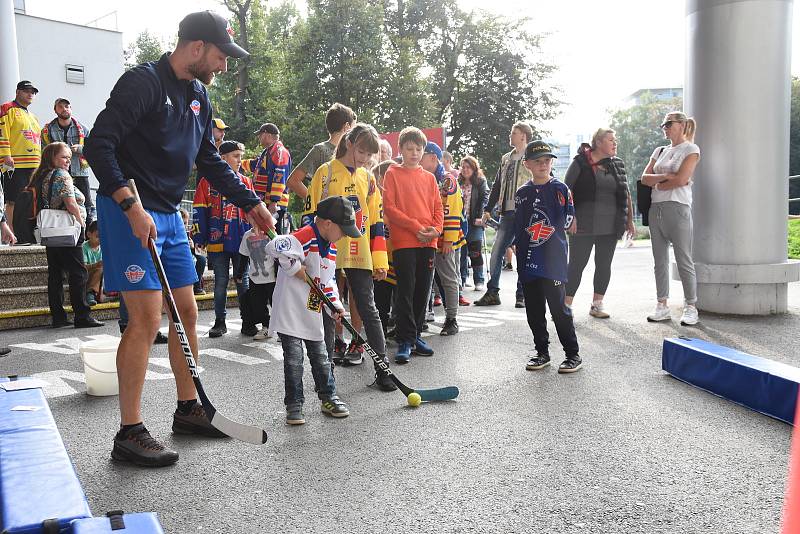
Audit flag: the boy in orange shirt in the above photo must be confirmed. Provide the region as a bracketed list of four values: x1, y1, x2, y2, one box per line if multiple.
[382, 127, 443, 363]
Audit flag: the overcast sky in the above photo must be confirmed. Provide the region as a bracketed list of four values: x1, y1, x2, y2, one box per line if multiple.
[22, 0, 800, 139]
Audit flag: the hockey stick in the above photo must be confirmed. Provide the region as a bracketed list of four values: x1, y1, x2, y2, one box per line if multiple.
[147, 238, 268, 444]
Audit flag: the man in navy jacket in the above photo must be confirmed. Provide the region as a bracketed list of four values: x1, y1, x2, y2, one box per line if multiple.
[85, 10, 273, 468]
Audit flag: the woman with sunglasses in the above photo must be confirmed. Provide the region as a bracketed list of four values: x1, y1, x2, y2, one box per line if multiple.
[640, 111, 701, 325]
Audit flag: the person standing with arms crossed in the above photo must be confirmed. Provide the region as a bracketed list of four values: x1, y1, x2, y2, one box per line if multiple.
[85, 10, 273, 468]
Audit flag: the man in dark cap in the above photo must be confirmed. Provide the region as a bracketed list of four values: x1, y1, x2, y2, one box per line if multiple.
[84, 10, 273, 468]
[0, 80, 41, 231]
[41, 98, 95, 223]
[242, 122, 292, 234]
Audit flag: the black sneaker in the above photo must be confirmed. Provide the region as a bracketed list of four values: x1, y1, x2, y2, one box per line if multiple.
[332, 337, 348, 365]
[474, 291, 501, 306]
[111, 425, 178, 467]
[172, 403, 228, 438]
[440, 317, 459, 336]
[515, 296, 525, 308]
[558, 357, 583, 374]
[153, 331, 169, 345]
[241, 323, 258, 337]
[503, 262, 514, 271]
[75, 317, 105, 328]
[526, 354, 551, 370]
[371, 359, 398, 392]
[208, 318, 227, 338]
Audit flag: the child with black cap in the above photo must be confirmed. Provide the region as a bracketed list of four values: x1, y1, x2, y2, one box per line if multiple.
[266, 195, 359, 425]
[515, 140, 582, 373]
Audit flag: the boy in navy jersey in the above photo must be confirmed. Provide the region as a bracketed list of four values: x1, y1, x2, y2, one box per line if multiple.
[514, 141, 581, 373]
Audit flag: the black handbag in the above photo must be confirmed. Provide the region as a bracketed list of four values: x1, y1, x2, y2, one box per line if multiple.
[636, 147, 666, 226]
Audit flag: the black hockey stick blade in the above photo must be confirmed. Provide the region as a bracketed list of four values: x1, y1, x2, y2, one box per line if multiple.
[297, 268, 459, 403]
[148, 238, 268, 445]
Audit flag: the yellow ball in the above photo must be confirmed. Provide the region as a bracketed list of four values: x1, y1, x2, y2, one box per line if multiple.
[407, 392, 422, 407]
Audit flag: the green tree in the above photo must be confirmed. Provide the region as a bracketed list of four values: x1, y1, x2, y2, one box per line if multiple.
[609, 93, 682, 210]
[124, 31, 169, 69]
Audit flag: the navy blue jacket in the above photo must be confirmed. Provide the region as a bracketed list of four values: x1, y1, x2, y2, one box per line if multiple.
[85, 53, 259, 213]
[514, 178, 575, 283]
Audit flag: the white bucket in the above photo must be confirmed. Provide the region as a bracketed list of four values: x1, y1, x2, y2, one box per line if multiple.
[80, 337, 121, 396]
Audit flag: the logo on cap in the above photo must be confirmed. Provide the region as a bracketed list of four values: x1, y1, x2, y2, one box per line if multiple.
[125, 265, 146, 284]
[226, 22, 235, 37]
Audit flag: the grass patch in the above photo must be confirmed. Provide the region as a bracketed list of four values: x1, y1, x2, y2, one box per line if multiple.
[790, 219, 800, 259]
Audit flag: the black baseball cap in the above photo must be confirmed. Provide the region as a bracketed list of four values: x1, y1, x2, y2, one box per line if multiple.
[316, 196, 361, 239]
[16, 80, 38, 93]
[218, 140, 244, 155]
[524, 140, 557, 161]
[178, 11, 249, 59]
[253, 123, 280, 136]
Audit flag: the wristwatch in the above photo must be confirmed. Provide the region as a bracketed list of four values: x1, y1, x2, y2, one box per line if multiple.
[118, 197, 137, 212]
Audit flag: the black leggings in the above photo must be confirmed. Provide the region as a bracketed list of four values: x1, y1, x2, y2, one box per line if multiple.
[566, 234, 618, 297]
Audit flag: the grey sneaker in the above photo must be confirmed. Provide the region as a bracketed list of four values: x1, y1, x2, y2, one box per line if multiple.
[112, 425, 179, 467]
[172, 403, 227, 438]
[286, 405, 305, 425]
[474, 291, 501, 306]
[321, 398, 350, 418]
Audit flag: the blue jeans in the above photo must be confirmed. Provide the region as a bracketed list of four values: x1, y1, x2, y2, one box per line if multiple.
[280, 334, 337, 408]
[460, 225, 485, 285]
[487, 213, 522, 297]
[193, 252, 206, 292]
[207, 251, 249, 320]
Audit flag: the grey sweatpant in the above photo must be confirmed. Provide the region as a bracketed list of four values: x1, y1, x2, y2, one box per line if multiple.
[648, 201, 697, 304]
[434, 250, 460, 320]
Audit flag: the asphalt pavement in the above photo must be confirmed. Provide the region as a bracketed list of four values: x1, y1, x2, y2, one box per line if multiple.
[0, 243, 796, 533]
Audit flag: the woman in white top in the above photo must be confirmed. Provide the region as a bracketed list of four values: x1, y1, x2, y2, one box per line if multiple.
[640, 111, 701, 325]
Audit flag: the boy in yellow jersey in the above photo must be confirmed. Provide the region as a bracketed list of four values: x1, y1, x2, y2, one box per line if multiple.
[421, 141, 465, 336]
[302, 123, 395, 392]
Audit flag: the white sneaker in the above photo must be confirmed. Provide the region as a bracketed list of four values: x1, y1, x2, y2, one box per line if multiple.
[426, 310, 435, 322]
[253, 327, 271, 340]
[647, 302, 671, 322]
[680, 304, 699, 326]
[464, 279, 472, 288]
[474, 283, 485, 292]
[589, 301, 610, 319]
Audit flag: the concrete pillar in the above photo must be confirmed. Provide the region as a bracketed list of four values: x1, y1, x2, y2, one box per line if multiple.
[0, 0, 20, 99]
[685, 0, 800, 314]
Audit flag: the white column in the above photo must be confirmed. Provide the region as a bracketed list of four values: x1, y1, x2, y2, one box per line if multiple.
[685, 0, 800, 314]
[0, 0, 20, 98]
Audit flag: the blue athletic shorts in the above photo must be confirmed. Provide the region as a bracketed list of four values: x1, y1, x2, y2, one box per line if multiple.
[97, 194, 198, 292]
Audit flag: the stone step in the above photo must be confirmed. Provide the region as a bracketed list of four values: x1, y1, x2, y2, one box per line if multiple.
[0, 266, 49, 289]
[0, 244, 48, 268]
[0, 291, 239, 330]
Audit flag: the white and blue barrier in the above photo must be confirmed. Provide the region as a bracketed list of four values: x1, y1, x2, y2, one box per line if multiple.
[0, 377, 164, 533]
[662, 337, 800, 424]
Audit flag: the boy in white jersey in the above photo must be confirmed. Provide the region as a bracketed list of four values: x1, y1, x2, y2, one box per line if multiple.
[266, 196, 359, 425]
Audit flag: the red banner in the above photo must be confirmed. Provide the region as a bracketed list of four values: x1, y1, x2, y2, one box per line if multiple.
[379, 127, 446, 158]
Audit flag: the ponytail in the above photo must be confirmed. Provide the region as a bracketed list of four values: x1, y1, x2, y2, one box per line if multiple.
[335, 122, 380, 160]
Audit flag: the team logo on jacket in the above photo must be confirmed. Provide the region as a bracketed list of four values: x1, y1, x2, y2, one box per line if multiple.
[190, 100, 201, 116]
[347, 195, 366, 234]
[125, 265, 146, 284]
[526, 208, 555, 246]
[210, 229, 222, 242]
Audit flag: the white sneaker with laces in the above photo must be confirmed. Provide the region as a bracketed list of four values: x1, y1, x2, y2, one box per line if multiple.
[474, 283, 485, 292]
[253, 327, 271, 340]
[647, 302, 671, 322]
[680, 304, 699, 326]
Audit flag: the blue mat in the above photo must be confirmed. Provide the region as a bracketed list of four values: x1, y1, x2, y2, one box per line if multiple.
[662, 337, 800, 424]
[0, 377, 92, 533]
[71, 512, 164, 533]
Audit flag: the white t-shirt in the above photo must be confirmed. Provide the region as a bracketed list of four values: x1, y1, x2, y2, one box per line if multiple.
[650, 141, 701, 206]
[239, 229, 276, 285]
[266, 224, 343, 341]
